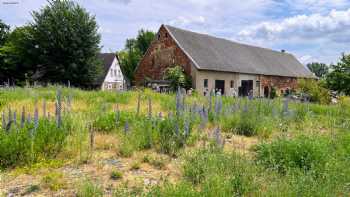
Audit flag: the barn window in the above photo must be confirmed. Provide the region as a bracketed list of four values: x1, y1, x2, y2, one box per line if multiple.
[230, 80, 234, 88]
[204, 79, 208, 88]
[165, 33, 168, 38]
[158, 34, 161, 40]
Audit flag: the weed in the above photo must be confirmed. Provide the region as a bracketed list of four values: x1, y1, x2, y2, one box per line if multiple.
[110, 170, 123, 180]
[41, 172, 66, 191]
[77, 181, 103, 197]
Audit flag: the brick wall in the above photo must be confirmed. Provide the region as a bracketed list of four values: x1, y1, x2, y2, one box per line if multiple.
[260, 75, 298, 95]
[134, 25, 193, 85]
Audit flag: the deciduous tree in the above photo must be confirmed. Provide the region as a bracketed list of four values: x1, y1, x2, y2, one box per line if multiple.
[326, 53, 350, 95]
[30, 0, 101, 87]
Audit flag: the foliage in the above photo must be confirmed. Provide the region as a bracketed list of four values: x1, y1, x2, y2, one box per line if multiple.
[0, 118, 70, 168]
[110, 170, 123, 180]
[0, 19, 10, 82]
[0, 26, 38, 84]
[0, 19, 9, 46]
[118, 29, 155, 84]
[298, 79, 331, 104]
[307, 62, 329, 78]
[164, 66, 187, 91]
[255, 136, 330, 174]
[30, 0, 101, 86]
[150, 147, 257, 196]
[326, 53, 350, 95]
[77, 181, 103, 197]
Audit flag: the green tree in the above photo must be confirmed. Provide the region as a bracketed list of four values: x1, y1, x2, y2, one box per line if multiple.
[30, 0, 101, 87]
[0, 20, 10, 82]
[118, 29, 155, 85]
[0, 26, 38, 84]
[326, 53, 350, 95]
[135, 29, 155, 55]
[165, 66, 186, 91]
[0, 20, 9, 46]
[307, 62, 329, 78]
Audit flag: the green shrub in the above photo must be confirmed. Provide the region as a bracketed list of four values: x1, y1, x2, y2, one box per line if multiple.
[255, 136, 330, 174]
[77, 181, 103, 197]
[0, 119, 70, 168]
[183, 147, 256, 195]
[110, 170, 123, 180]
[157, 118, 186, 156]
[298, 79, 331, 104]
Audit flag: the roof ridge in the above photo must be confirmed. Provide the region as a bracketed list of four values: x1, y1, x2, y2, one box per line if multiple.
[164, 24, 292, 56]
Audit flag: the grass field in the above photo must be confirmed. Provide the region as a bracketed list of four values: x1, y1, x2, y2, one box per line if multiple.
[0, 87, 350, 196]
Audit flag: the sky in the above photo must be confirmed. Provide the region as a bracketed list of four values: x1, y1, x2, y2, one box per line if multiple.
[1, 0, 350, 65]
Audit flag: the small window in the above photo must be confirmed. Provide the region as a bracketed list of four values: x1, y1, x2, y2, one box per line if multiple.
[158, 34, 161, 40]
[204, 79, 208, 88]
[230, 80, 234, 88]
[256, 81, 260, 88]
[165, 33, 168, 38]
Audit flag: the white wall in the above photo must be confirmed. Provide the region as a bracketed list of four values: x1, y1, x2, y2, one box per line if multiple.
[102, 58, 125, 91]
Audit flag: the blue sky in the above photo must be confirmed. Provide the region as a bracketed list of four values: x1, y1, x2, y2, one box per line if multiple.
[1, 0, 350, 64]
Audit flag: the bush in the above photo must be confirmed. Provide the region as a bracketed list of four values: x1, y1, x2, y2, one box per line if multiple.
[298, 79, 331, 104]
[0, 119, 70, 168]
[182, 147, 256, 196]
[156, 118, 187, 156]
[255, 136, 330, 174]
[110, 170, 123, 180]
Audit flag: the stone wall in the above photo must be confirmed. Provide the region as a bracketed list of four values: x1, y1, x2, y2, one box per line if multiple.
[134, 25, 193, 85]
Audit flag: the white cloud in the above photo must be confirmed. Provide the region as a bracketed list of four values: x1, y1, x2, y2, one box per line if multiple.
[238, 9, 350, 42]
[169, 16, 206, 26]
[1, 0, 349, 64]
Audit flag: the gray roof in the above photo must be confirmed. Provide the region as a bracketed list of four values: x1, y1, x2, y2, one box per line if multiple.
[95, 53, 116, 85]
[164, 25, 314, 78]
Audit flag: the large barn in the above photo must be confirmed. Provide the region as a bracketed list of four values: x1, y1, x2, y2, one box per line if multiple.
[134, 25, 315, 97]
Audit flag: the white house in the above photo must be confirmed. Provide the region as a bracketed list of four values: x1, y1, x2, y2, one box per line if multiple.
[98, 53, 125, 91]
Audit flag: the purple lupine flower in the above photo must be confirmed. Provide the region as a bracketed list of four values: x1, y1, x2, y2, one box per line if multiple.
[27, 113, 31, 124]
[20, 107, 25, 128]
[124, 121, 129, 135]
[184, 118, 190, 137]
[13, 111, 17, 125]
[214, 127, 224, 148]
[176, 87, 182, 116]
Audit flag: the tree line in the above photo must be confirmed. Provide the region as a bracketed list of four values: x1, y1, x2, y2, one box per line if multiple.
[307, 55, 350, 95]
[0, 0, 103, 88]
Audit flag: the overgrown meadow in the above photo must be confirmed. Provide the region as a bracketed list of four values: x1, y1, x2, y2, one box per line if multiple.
[0, 87, 350, 196]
